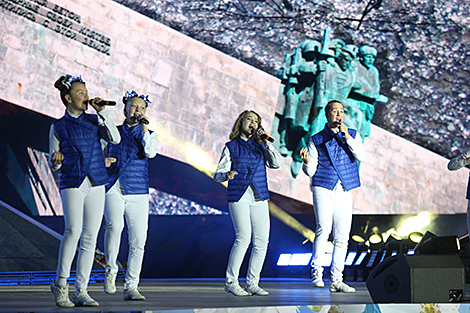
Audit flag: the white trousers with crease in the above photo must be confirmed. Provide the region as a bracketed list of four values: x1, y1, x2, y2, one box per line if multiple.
[226, 185, 270, 286]
[104, 181, 149, 290]
[56, 177, 105, 291]
[311, 181, 352, 282]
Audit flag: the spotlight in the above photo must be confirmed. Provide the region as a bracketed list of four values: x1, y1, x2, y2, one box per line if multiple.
[409, 231, 424, 244]
[352, 235, 365, 243]
[369, 234, 383, 245]
[414, 231, 460, 255]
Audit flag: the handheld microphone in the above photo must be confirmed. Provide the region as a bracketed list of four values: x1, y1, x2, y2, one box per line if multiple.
[136, 115, 150, 125]
[252, 128, 274, 142]
[96, 100, 117, 106]
[260, 133, 275, 143]
[338, 120, 346, 143]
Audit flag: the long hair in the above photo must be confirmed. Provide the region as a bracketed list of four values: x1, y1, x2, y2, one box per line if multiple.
[229, 110, 263, 143]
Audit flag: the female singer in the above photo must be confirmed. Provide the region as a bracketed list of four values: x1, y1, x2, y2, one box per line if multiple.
[102, 91, 158, 301]
[214, 110, 282, 296]
[49, 75, 120, 307]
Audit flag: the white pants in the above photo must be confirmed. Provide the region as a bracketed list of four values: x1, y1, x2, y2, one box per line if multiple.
[104, 182, 149, 290]
[311, 182, 352, 282]
[56, 177, 105, 291]
[226, 186, 270, 286]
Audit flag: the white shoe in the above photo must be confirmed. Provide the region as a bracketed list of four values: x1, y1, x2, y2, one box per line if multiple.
[123, 288, 146, 300]
[245, 284, 269, 296]
[329, 280, 356, 293]
[224, 282, 250, 296]
[104, 272, 117, 294]
[72, 290, 99, 306]
[50, 280, 74, 308]
[311, 268, 324, 287]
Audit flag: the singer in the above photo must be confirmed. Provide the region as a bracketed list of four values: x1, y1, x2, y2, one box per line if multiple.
[213, 110, 282, 296]
[102, 90, 157, 301]
[448, 149, 470, 237]
[299, 100, 365, 293]
[49, 75, 121, 308]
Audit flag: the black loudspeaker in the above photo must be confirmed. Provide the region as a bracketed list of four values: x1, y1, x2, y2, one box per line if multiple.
[366, 253, 465, 303]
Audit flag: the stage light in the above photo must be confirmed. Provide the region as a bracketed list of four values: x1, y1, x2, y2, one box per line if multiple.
[414, 231, 460, 255]
[409, 231, 424, 243]
[352, 235, 365, 242]
[276, 253, 313, 266]
[277, 253, 292, 266]
[365, 252, 376, 266]
[354, 251, 368, 266]
[289, 253, 312, 266]
[369, 234, 383, 245]
[345, 251, 358, 266]
[396, 211, 432, 238]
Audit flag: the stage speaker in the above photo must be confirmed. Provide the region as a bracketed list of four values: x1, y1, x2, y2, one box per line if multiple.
[366, 253, 465, 303]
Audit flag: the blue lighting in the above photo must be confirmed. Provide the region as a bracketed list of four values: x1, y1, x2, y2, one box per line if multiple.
[366, 251, 378, 267]
[277, 253, 312, 266]
[354, 251, 367, 266]
[344, 252, 357, 266]
[379, 252, 386, 263]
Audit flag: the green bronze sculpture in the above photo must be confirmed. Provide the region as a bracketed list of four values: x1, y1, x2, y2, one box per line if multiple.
[275, 30, 387, 178]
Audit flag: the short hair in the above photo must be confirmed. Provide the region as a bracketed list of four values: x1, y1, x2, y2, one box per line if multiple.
[325, 100, 344, 116]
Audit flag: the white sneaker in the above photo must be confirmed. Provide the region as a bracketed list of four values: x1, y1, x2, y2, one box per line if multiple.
[245, 284, 269, 296]
[123, 288, 146, 300]
[329, 280, 356, 293]
[50, 280, 74, 308]
[72, 290, 99, 306]
[104, 272, 117, 294]
[311, 268, 324, 287]
[224, 282, 250, 296]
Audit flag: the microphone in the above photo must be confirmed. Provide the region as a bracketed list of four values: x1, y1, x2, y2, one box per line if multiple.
[135, 115, 149, 125]
[252, 128, 274, 142]
[96, 100, 116, 106]
[338, 120, 346, 143]
[260, 133, 275, 143]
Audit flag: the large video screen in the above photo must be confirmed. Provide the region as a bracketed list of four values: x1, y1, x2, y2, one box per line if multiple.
[0, 0, 468, 216]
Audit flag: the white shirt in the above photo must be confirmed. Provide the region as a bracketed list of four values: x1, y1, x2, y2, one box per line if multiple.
[302, 129, 366, 178]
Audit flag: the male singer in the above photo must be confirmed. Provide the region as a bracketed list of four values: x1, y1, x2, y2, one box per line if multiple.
[299, 99, 365, 293]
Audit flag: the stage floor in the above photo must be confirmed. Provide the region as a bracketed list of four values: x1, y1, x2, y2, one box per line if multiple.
[1, 278, 470, 312]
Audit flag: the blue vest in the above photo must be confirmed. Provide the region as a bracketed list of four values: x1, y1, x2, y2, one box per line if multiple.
[53, 111, 108, 190]
[106, 124, 150, 194]
[311, 127, 361, 191]
[226, 136, 269, 202]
